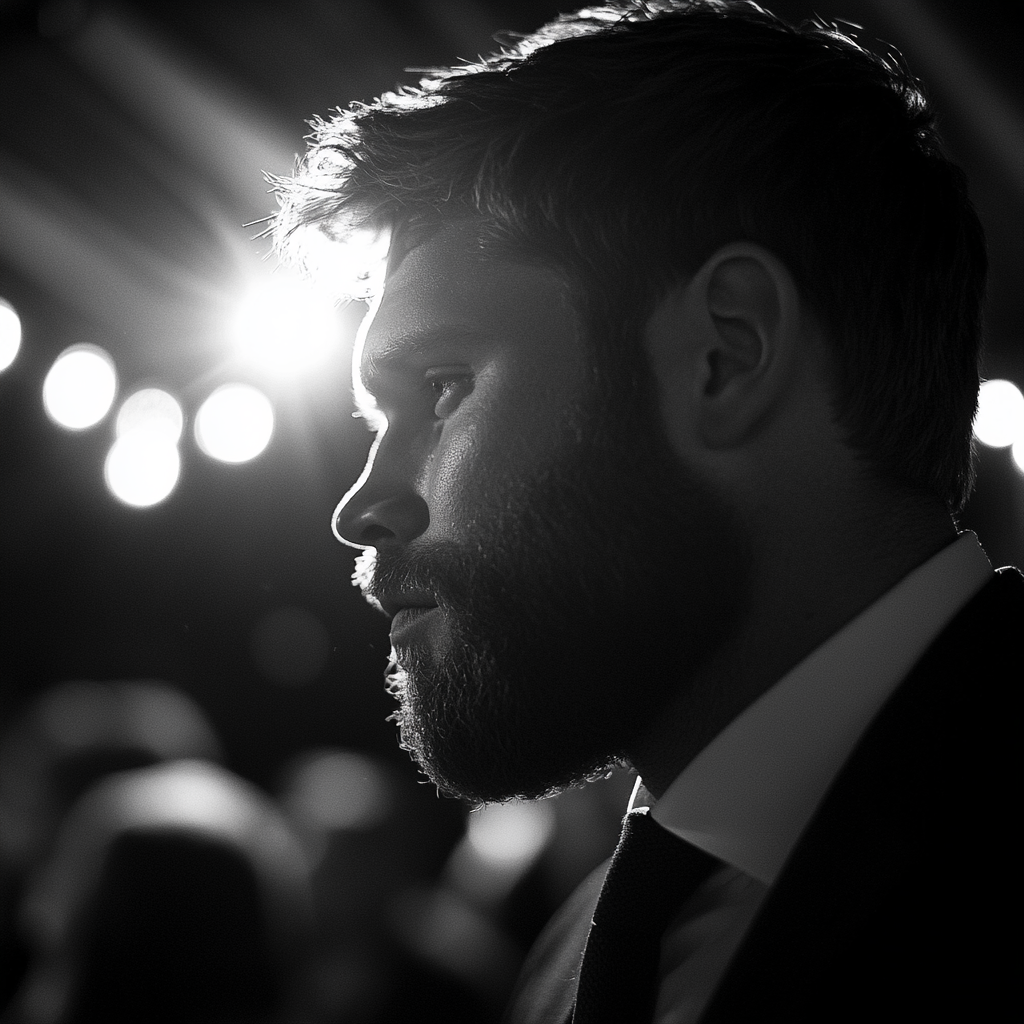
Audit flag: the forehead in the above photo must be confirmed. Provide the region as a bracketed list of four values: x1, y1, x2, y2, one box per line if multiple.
[356, 223, 580, 374]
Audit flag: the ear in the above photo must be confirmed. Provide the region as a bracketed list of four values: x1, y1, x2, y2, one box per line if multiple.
[646, 242, 806, 452]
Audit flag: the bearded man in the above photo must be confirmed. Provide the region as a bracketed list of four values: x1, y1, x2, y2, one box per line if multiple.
[270, 3, 1020, 1021]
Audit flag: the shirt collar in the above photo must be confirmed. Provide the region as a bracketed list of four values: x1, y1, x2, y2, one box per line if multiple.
[636, 532, 992, 885]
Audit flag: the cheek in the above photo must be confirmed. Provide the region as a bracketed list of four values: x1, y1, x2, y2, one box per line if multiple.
[424, 375, 579, 536]
[426, 412, 491, 533]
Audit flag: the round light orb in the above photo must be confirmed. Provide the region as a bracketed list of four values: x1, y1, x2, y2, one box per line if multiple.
[42, 344, 117, 429]
[230, 278, 339, 376]
[104, 432, 181, 507]
[281, 750, 393, 833]
[465, 800, 556, 870]
[1012, 440, 1024, 475]
[116, 388, 184, 443]
[194, 383, 274, 463]
[973, 378, 1024, 449]
[0, 298, 22, 372]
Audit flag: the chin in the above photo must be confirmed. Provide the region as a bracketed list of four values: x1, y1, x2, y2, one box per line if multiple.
[386, 655, 632, 804]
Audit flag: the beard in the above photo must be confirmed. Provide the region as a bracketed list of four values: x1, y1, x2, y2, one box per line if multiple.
[356, 374, 750, 804]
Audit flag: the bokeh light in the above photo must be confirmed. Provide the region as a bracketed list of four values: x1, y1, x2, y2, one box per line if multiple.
[446, 799, 557, 907]
[280, 750, 393, 834]
[42, 344, 117, 429]
[465, 801, 556, 870]
[973, 378, 1024, 448]
[0, 297, 22, 372]
[105, 389, 184, 506]
[115, 387, 184, 443]
[229, 277, 340, 376]
[195, 382, 274, 463]
[104, 431, 181, 507]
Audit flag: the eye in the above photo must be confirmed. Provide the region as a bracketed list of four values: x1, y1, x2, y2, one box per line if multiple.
[425, 370, 472, 418]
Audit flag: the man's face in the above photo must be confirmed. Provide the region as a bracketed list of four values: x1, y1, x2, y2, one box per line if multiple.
[334, 223, 746, 803]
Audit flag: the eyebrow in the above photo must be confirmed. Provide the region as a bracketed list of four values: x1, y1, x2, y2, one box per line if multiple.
[355, 324, 488, 420]
[363, 324, 486, 377]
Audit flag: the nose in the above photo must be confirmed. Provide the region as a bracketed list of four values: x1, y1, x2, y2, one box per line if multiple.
[332, 437, 430, 549]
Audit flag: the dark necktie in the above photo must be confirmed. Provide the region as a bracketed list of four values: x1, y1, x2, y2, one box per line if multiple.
[571, 807, 720, 1024]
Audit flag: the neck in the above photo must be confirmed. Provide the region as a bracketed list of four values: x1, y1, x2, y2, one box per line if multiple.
[629, 489, 956, 799]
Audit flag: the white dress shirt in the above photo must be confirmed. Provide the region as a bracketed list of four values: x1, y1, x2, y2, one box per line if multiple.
[629, 532, 993, 1024]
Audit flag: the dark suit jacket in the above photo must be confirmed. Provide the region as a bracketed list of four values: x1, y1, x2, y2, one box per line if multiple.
[506, 567, 1023, 1023]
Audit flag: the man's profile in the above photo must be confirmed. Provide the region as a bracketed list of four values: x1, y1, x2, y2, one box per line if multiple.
[270, 2, 1019, 1021]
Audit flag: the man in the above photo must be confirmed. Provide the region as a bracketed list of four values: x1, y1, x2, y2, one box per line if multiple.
[270, 2, 1020, 1021]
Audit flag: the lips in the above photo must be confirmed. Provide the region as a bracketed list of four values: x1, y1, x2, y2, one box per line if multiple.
[390, 605, 440, 646]
[377, 591, 437, 619]
[374, 590, 440, 645]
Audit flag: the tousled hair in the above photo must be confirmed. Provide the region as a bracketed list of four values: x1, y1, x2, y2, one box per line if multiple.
[270, 0, 986, 513]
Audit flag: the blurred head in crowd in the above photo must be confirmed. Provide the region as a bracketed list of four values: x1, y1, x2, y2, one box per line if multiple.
[0, 679, 223, 873]
[12, 759, 314, 1024]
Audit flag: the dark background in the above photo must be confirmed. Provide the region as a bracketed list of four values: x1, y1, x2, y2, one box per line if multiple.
[1, 0, 1021, 791]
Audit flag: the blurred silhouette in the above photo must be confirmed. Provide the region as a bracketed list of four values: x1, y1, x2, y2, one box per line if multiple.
[0, 679, 224, 1011]
[6, 759, 315, 1024]
[278, 747, 502, 1023]
[274, 748, 635, 1022]
[447, 768, 638, 954]
[0, 679, 223, 872]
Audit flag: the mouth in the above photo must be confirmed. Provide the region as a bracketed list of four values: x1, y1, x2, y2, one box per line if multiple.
[377, 592, 438, 619]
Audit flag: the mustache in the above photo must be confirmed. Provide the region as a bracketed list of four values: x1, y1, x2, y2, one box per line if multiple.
[353, 543, 477, 614]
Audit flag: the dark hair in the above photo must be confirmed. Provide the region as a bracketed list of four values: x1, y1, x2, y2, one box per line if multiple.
[271, 0, 986, 513]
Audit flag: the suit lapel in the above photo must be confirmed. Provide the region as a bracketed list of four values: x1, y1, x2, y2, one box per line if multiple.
[502, 860, 606, 1024]
[700, 569, 1024, 1022]
[504, 570, 1023, 1023]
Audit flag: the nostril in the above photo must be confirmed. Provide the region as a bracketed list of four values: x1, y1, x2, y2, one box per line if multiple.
[358, 523, 396, 546]
[333, 493, 430, 548]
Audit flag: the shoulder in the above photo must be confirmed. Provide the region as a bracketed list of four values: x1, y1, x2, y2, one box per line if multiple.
[701, 566, 1023, 1021]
